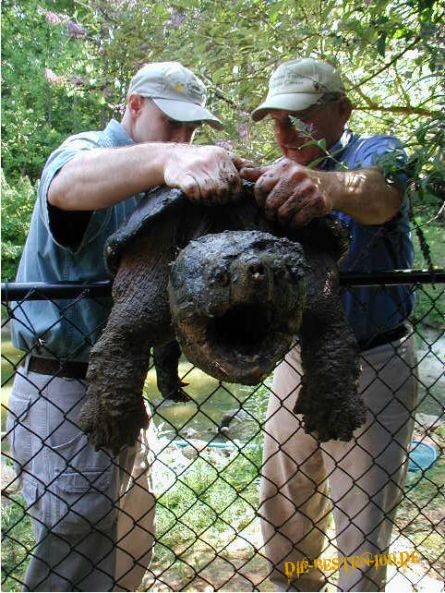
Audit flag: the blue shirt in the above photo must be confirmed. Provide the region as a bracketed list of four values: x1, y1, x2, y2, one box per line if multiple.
[12, 120, 142, 362]
[319, 130, 414, 343]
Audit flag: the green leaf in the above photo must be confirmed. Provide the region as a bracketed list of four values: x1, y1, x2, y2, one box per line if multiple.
[377, 32, 386, 57]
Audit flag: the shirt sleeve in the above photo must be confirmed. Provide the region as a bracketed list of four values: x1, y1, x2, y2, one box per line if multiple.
[349, 135, 410, 190]
[38, 133, 111, 253]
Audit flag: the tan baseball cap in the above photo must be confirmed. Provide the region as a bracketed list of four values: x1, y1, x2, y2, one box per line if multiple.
[252, 58, 346, 121]
[128, 62, 223, 129]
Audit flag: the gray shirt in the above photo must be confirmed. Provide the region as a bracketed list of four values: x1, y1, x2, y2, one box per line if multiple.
[12, 120, 142, 362]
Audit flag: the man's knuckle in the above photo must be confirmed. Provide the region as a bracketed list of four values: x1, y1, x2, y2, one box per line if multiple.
[182, 179, 196, 192]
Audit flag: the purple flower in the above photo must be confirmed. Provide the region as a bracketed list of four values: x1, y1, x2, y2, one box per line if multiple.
[67, 21, 87, 38]
[44, 68, 64, 85]
[236, 122, 250, 142]
[216, 139, 234, 151]
[45, 11, 63, 25]
[113, 102, 126, 115]
[165, 9, 186, 28]
[114, 0, 137, 7]
[70, 75, 84, 86]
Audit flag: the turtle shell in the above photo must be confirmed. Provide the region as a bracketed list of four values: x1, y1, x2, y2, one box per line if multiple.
[288, 215, 351, 263]
[105, 181, 351, 275]
[105, 185, 186, 274]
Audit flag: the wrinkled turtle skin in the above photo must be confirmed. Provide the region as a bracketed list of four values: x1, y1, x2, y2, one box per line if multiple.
[79, 182, 365, 454]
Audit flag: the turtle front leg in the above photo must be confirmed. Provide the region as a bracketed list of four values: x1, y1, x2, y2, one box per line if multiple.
[295, 250, 365, 442]
[79, 228, 176, 455]
[153, 341, 191, 402]
[79, 305, 152, 455]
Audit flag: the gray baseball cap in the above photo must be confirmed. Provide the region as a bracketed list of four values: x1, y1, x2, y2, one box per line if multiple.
[252, 58, 346, 121]
[128, 62, 223, 129]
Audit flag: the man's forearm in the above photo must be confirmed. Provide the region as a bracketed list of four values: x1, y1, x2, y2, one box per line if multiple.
[312, 168, 404, 225]
[47, 143, 169, 211]
[48, 142, 241, 210]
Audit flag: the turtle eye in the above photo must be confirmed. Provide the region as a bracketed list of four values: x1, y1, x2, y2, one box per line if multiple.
[212, 266, 230, 286]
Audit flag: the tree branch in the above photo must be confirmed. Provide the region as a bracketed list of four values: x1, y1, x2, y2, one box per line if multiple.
[355, 105, 440, 117]
[351, 35, 422, 89]
[201, 74, 240, 109]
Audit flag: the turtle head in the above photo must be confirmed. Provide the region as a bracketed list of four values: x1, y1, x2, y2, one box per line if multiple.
[168, 230, 306, 385]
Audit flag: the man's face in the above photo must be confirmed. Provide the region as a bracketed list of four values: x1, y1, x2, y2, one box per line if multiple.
[269, 100, 347, 165]
[131, 97, 201, 144]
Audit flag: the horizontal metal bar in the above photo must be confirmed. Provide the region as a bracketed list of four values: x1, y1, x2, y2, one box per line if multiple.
[340, 269, 445, 287]
[1, 281, 112, 302]
[1, 270, 444, 302]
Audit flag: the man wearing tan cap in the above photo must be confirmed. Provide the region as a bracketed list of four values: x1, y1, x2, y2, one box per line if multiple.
[8, 61, 241, 591]
[242, 58, 417, 591]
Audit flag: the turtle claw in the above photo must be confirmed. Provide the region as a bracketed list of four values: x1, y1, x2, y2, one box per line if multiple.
[165, 386, 192, 403]
[294, 393, 366, 442]
[79, 396, 149, 455]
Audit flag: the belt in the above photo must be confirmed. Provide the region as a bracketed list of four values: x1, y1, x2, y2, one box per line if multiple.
[359, 325, 408, 352]
[28, 357, 88, 380]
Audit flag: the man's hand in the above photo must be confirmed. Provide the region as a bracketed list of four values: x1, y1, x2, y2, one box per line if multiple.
[240, 158, 333, 227]
[164, 145, 242, 204]
[48, 143, 245, 212]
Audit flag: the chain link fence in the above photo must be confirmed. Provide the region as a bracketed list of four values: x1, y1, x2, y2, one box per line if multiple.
[1, 275, 444, 592]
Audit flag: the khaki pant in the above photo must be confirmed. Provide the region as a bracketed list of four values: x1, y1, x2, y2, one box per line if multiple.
[7, 369, 155, 592]
[260, 334, 418, 592]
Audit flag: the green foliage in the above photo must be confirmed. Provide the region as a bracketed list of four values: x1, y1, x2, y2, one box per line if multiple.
[1, 493, 34, 592]
[1, 0, 105, 182]
[411, 217, 445, 328]
[1, 0, 443, 280]
[412, 284, 445, 329]
[1, 173, 37, 281]
[154, 447, 260, 572]
[399, 452, 445, 573]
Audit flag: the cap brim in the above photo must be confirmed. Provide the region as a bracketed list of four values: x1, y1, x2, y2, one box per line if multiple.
[153, 98, 223, 130]
[251, 93, 323, 121]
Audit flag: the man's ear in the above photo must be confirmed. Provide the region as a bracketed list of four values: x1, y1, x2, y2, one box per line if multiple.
[337, 96, 353, 125]
[128, 94, 146, 118]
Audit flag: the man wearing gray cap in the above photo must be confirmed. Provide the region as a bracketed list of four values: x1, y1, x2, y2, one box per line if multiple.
[8, 61, 241, 592]
[242, 58, 417, 591]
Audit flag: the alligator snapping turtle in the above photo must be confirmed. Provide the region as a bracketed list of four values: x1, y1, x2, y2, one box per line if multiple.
[79, 182, 364, 454]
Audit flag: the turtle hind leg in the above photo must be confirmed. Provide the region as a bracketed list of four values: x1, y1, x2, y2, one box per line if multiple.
[296, 249, 365, 442]
[296, 315, 365, 441]
[153, 341, 191, 402]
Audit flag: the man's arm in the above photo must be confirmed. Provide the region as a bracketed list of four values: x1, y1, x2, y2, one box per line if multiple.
[48, 143, 241, 211]
[240, 159, 403, 227]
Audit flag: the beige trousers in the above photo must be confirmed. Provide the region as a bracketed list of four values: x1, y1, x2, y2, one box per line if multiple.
[114, 428, 156, 592]
[260, 334, 418, 592]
